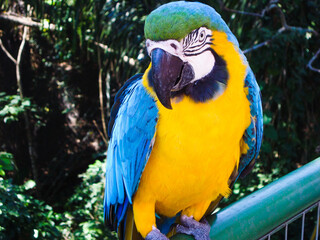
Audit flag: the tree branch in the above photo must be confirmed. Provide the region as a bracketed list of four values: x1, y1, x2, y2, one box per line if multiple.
[97, 43, 108, 144]
[0, 12, 55, 30]
[17, 26, 39, 191]
[243, 38, 273, 54]
[105, 71, 111, 120]
[93, 120, 108, 145]
[16, 26, 28, 94]
[267, 3, 318, 36]
[241, 2, 318, 54]
[218, 0, 264, 17]
[307, 49, 320, 73]
[94, 41, 110, 51]
[0, 24, 39, 192]
[0, 38, 17, 64]
[218, 1, 318, 54]
[243, 27, 287, 54]
[218, 0, 271, 18]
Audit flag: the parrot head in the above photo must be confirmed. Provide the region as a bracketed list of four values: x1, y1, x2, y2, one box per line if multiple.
[144, 1, 243, 109]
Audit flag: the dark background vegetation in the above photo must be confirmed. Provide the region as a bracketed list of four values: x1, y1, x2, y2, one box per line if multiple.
[0, 0, 319, 239]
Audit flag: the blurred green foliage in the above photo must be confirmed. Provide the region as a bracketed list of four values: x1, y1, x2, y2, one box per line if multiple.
[0, 0, 320, 239]
[61, 160, 116, 240]
[0, 152, 15, 176]
[0, 178, 63, 239]
[0, 160, 116, 240]
[0, 93, 31, 123]
[0, 93, 43, 125]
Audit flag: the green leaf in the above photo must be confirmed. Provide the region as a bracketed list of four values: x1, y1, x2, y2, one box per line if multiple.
[264, 126, 278, 140]
[263, 114, 272, 125]
[0, 152, 15, 171]
[24, 180, 36, 190]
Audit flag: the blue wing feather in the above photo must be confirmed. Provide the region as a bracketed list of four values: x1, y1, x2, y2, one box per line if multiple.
[104, 75, 158, 229]
[238, 67, 263, 178]
[107, 74, 144, 138]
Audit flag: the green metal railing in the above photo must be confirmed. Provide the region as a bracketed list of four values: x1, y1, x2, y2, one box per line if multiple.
[173, 157, 320, 240]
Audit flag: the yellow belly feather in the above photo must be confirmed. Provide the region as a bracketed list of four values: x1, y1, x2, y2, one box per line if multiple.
[132, 31, 251, 237]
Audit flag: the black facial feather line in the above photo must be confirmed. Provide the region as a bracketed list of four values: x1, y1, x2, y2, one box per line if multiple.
[172, 48, 228, 103]
[183, 28, 212, 51]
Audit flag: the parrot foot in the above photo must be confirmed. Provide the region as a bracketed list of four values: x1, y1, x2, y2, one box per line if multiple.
[145, 226, 169, 240]
[176, 215, 210, 240]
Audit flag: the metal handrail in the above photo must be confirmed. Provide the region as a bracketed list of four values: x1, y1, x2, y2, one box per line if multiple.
[172, 157, 320, 240]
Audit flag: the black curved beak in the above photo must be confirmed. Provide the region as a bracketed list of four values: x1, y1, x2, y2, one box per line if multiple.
[149, 48, 184, 109]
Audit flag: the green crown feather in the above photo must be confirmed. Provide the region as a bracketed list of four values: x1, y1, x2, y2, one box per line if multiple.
[144, 1, 236, 44]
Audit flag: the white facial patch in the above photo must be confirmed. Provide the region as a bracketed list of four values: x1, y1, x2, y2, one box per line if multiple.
[183, 27, 215, 81]
[146, 27, 215, 82]
[185, 48, 215, 81]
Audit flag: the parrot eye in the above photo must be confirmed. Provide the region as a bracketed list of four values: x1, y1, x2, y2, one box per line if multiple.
[198, 30, 206, 42]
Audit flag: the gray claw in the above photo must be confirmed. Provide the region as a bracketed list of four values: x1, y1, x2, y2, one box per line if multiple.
[176, 215, 210, 240]
[145, 227, 169, 240]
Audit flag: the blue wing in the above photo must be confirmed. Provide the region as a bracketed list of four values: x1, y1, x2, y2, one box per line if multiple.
[238, 67, 263, 178]
[104, 74, 158, 229]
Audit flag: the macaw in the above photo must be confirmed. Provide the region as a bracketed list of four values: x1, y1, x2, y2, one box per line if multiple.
[104, 1, 263, 240]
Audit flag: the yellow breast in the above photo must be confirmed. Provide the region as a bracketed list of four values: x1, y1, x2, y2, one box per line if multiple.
[137, 85, 250, 213]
